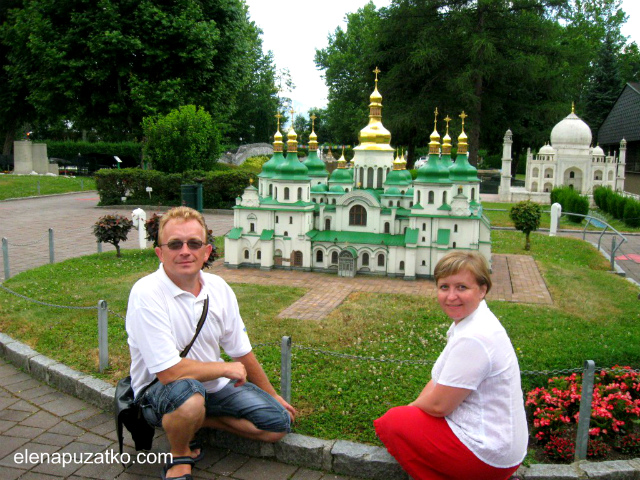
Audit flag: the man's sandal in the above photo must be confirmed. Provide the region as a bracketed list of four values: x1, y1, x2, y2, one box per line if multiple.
[189, 441, 205, 463]
[161, 456, 195, 480]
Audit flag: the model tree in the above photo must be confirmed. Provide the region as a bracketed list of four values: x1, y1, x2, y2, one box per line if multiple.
[510, 201, 542, 251]
[93, 214, 133, 257]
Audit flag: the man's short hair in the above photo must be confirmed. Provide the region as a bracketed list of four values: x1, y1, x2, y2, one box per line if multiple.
[434, 251, 492, 293]
[158, 207, 208, 243]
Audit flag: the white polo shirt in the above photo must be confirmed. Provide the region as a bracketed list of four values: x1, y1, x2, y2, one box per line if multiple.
[126, 264, 252, 397]
[432, 300, 528, 468]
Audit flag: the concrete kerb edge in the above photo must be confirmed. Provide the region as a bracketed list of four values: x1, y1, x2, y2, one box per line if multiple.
[1, 334, 639, 480]
[0, 190, 98, 202]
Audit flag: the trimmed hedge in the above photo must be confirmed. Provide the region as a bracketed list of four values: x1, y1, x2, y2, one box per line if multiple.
[594, 186, 640, 228]
[45, 141, 142, 161]
[95, 168, 256, 209]
[550, 186, 589, 223]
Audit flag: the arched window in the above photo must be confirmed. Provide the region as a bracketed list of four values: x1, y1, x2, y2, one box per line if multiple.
[289, 216, 293, 224]
[458, 187, 463, 194]
[275, 216, 279, 223]
[257, 250, 261, 260]
[422, 223, 426, 231]
[297, 187, 302, 200]
[428, 191, 434, 204]
[284, 231, 288, 236]
[454, 224, 458, 233]
[403, 227, 407, 233]
[421, 260, 426, 266]
[399, 261, 405, 271]
[397, 201, 401, 207]
[349, 205, 367, 226]
[284, 187, 289, 200]
[333, 199, 337, 204]
[325, 218, 331, 230]
[312, 198, 317, 203]
[244, 250, 249, 259]
[471, 188, 475, 200]
[377, 254, 385, 267]
[331, 251, 338, 264]
[377, 168, 383, 187]
[453, 242, 457, 248]
[362, 253, 369, 266]
[417, 191, 421, 204]
[409, 201, 413, 207]
[389, 201, 393, 206]
[269, 184, 273, 197]
[569, 171, 575, 179]
[443, 191, 447, 204]
[316, 250, 323, 262]
[249, 222, 255, 233]
[384, 222, 390, 233]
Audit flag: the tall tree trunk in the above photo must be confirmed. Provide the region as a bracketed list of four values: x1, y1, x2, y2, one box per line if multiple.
[3, 128, 15, 155]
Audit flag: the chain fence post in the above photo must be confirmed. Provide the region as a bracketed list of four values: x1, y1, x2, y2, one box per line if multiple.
[281, 336, 292, 403]
[48, 228, 54, 264]
[575, 360, 596, 461]
[98, 300, 109, 373]
[2, 237, 9, 280]
[610, 237, 617, 271]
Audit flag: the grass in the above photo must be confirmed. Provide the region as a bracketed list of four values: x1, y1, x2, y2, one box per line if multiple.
[0, 174, 96, 200]
[0, 230, 639, 451]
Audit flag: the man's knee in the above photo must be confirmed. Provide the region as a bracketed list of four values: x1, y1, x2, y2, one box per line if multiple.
[261, 430, 287, 443]
[162, 392, 205, 428]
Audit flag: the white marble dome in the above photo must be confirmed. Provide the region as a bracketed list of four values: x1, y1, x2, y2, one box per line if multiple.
[539, 143, 555, 155]
[592, 145, 605, 156]
[550, 112, 592, 148]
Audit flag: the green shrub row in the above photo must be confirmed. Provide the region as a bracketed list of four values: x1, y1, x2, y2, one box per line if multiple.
[45, 140, 142, 161]
[593, 186, 640, 228]
[95, 168, 256, 209]
[550, 186, 590, 223]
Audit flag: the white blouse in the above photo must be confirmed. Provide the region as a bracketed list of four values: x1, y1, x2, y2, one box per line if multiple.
[431, 300, 528, 468]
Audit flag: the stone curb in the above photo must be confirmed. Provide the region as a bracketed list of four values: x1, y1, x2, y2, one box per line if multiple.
[1, 336, 639, 480]
[0, 190, 97, 202]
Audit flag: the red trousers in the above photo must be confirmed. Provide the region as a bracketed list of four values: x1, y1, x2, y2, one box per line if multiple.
[374, 406, 520, 480]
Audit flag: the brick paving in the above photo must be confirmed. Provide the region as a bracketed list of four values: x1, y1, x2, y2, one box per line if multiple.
[0, 358, 360, 480]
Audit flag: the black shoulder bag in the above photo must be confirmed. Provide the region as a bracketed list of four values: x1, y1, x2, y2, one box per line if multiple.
[115, 296, 209, 456]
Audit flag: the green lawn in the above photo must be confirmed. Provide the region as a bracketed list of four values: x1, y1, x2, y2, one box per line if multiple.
[0, 174, 96, 200]
[1, 229, 638, 449]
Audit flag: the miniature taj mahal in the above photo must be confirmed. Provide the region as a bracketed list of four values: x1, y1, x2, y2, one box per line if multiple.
[499, 104, 627, 203]
[225, 69, 491, 278]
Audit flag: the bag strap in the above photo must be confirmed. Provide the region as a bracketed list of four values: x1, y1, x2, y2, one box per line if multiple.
[136, 296, 210, 399]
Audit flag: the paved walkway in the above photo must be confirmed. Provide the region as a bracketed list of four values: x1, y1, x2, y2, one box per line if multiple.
[0, 357, 358, 480]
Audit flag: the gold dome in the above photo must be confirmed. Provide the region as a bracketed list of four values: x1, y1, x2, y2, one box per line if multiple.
[354, 67, 394, 151]
[442, 115, 452, 154]
[429, 108, 441, 155]
[337, 147, 347, 168]
[392, 149, 403, 170]
[457, 111, 468, 155]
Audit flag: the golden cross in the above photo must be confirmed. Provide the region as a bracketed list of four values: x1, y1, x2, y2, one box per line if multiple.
[310, 114, 317, 131]
[275, 113, 282, 130]
[373, 66, 381, 82]
[459, 111, 467, 129]
[434, 107, 439, 129]
[571, 101, 575, 114]
[444, 115, 451, 135]
[289, 108, 295, 125]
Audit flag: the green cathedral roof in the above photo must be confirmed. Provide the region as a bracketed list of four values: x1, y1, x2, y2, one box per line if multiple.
[272, 151, 310, 181]
[384, 169, 411, 187]
[329, 167, 354, 184]
[415, 153, 451, 184]
[449, 153, 479, 182]
[258, 151, 284, 179]
[303, 151, 328, 177]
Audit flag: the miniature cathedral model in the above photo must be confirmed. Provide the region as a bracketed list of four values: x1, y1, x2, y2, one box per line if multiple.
[225, 69, 491, 278]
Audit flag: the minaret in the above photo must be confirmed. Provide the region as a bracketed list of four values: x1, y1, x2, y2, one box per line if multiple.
[499, 129, 513, 201]
[352, 67, 394, 190]
[617, 138, 627, 191]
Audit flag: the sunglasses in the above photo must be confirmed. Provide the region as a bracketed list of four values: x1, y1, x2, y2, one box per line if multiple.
[160, 239, 206, 250]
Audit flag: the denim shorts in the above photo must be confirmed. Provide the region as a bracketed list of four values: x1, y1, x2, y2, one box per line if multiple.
[139, 378, 291, 433]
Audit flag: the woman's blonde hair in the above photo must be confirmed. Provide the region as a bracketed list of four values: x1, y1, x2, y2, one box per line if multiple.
[434, 251, 492, 293]
[158, 206, 208, 243]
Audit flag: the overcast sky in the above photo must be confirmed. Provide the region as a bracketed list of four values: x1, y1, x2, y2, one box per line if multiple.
[243, 0, 640, 115]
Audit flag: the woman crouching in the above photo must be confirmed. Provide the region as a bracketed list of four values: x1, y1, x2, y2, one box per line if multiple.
[374, 251, 527, 480]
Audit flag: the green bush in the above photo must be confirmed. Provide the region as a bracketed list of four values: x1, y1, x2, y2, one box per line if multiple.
[94, 168, 256, 209]
[550, 186, 589, 223]
[142, 105, 221, 173]
[45, 140, 142, 162]
[623, 198, 640, 228]
[239, 156, 269, 174]
[509, 200, 542, 250]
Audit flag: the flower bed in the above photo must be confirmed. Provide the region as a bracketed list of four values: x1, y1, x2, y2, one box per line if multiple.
[526, 366, 640, 462]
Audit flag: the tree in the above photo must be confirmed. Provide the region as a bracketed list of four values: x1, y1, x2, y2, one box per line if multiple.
[142, 105, 220, 174]
[93, 214, 133, 257]
[583, 32, 623, 138]
[1, 0, 277, 143]
[510, 200, 542, 251]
